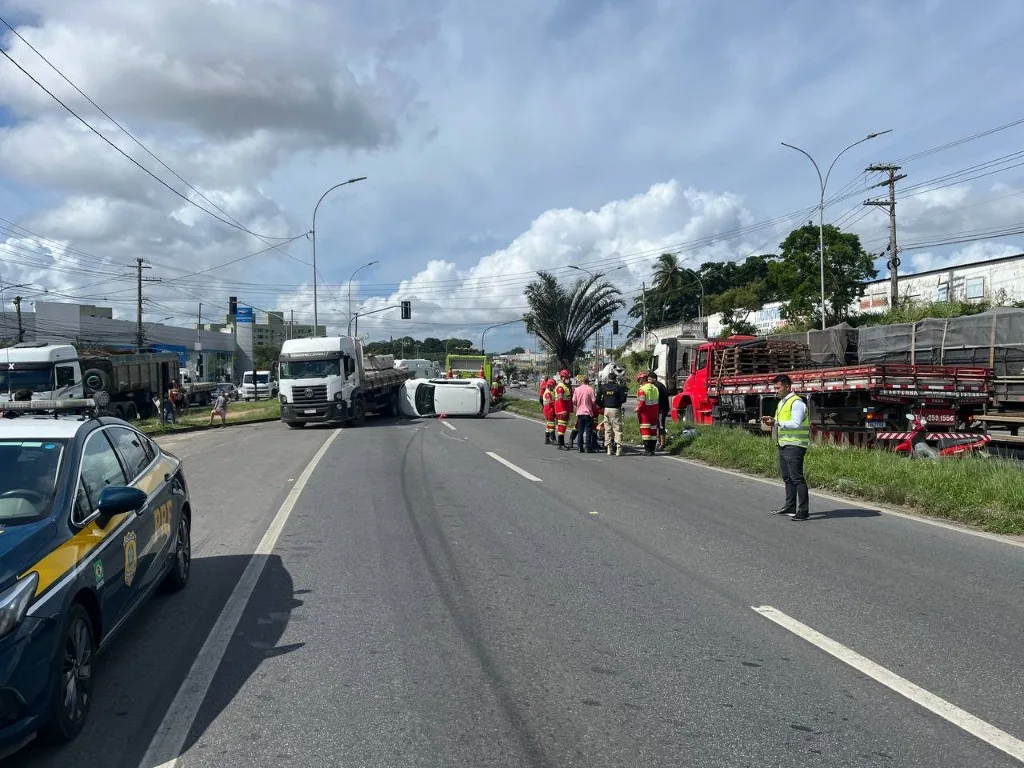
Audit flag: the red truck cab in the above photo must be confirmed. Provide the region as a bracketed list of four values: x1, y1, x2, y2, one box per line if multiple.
[670, 336, 756, 424]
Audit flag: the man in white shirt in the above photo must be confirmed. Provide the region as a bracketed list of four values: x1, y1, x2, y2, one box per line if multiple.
[760, 374, 810, 521]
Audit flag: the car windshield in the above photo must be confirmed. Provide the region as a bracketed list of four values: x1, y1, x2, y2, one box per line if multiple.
[0, 439, 66, 524]
[280, 360, 341, 379]
[0, 366, 54, 394]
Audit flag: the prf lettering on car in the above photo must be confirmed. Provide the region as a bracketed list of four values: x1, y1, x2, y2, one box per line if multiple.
[154, 500, 173, 540]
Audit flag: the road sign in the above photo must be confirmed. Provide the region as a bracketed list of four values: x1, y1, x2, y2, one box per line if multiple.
[236, 307, 253, 324]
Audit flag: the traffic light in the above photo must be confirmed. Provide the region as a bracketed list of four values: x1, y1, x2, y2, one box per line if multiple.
[612, 320, 619, 334]
[401, 300, 411, 319]
[196, 356, 203, 377]
[229, 296, 237, 316]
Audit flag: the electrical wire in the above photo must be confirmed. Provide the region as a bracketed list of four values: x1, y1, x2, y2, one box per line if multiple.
[0, 27, 302, 241]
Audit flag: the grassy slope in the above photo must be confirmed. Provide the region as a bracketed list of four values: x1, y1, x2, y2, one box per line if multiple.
[504, 399, 1023, 535]
[137, 399, 281, 435]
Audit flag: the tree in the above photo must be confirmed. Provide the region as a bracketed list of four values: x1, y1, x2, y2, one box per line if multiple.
[253, 343, 281, 370]
[523, 271, 624, 373]
[626, 253, 703, 336]
[772, 222, 877, 325]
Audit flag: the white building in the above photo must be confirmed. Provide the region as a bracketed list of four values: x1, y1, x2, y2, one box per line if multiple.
[857, 252, 1024, 312]
[702, 252, 1024, 336]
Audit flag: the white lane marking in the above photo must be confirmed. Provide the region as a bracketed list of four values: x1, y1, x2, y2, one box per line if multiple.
[486, 451, 542, 482]
[661, 454, 1024, 551]
[139, 428, 343, 768]
[441, 420, 457, 431]
[752, 605, 1024, 762]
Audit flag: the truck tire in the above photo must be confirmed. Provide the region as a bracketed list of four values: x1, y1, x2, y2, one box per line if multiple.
[382, 391, 399, 418]
[82, 368, 111, 394]
[683, 405, 695, 424]
[351, 397, 366, 427]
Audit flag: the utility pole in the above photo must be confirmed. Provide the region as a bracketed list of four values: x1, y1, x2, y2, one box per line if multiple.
[134, 258, 158, 349]
[641, 282, 647, 359]
[864, 165, 907, 309]
[12, 296, 23, 343]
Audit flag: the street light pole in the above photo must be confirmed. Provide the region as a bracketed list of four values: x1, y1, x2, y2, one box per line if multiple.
[782, 130, 891, 330]
[481, 318, 521, 356]
[311, 176, 367, 335]
[347, 260, 378, 333]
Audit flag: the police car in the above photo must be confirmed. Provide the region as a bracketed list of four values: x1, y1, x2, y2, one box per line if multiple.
[0, 395, 192, 758]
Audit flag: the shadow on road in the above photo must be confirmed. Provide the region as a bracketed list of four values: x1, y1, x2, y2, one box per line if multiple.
[15, 554, 301, 768]
[812, 507, 882, 520]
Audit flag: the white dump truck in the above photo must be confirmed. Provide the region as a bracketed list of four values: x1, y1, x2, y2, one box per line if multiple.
[0, 341, 178, 420]
[278, 336, 411, 428]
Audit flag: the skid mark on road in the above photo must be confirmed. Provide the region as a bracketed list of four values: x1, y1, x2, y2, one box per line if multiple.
[398, 426, 555, 767]
[753, 605, 1024, 763]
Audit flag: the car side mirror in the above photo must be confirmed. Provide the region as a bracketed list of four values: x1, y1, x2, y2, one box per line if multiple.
[96, 486, 148, 524]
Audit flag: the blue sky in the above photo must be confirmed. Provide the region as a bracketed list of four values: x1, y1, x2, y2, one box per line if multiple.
[1, 0, 1023, 352]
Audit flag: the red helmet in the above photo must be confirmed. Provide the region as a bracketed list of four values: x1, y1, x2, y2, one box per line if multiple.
[636, 371, 648, 382]
[559, 369, 571, 379]
[545, 378, 555, 388]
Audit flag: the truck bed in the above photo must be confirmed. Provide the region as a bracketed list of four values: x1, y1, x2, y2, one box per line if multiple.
[363, 368, 411, 391]
[709, 363, 992, 402]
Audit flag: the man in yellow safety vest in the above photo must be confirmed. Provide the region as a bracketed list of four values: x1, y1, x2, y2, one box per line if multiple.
[760, 373, 810, 521]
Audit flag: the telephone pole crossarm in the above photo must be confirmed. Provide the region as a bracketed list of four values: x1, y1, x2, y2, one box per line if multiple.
[863, 165, 907, 309]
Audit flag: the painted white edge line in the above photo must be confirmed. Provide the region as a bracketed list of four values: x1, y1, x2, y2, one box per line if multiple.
[139, 428, 343, 768]
[661, 453, 1024, 550]
[510, 410, 1024, 549]
[486, 451, 542, 482]
[752, 605, 1024, 762]
[441, 420, 457, 431]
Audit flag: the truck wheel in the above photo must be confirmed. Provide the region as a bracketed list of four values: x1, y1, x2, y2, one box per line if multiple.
[352, 397, 366, 426]
[382, 392, 399, 418]
[683, 405, 695, 424]
[82, 368, 111, 393]
[287, 422, 305, 429]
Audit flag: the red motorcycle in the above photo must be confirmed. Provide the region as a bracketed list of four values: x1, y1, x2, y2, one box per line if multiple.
[892, 414, 991, 458]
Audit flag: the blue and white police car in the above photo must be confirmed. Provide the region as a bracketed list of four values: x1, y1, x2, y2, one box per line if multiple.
[0, 395, 192, 758]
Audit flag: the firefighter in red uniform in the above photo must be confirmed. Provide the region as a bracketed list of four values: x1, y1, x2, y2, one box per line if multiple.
[491, 375, 505, 405]
[541, 378, 557, 444]
[553, 369, 574, 450]
[635, 371, 660, 455]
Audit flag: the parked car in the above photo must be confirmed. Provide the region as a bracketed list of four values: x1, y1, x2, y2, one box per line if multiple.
[400, 378, 490, 418]
[215, 383, 239, 401]
[0, 396, 191, 759]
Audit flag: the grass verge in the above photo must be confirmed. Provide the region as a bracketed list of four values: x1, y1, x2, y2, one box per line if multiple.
[136, 399, 281, 435]
[505, 399, 1024, 536]
[666, 426, 1024, 536]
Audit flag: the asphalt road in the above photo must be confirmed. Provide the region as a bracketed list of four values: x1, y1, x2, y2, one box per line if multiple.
[16, 413, 1024, 767]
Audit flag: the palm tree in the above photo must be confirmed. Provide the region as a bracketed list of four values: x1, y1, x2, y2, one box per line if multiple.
[523, 271, 624, 373]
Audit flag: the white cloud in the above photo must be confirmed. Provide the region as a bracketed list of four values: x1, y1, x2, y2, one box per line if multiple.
[2, 0, 1024, 347]
[905, 241, 1021, 275]
[348, 180, 758, 339]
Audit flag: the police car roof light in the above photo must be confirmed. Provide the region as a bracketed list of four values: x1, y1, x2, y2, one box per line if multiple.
[2, 398, 99, 414]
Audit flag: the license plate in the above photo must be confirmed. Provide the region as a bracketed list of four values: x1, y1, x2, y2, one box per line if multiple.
[304, 409, 317, 415]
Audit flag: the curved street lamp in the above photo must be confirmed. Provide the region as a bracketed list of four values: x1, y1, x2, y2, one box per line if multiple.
[782, 130, 891, 329]
[311, 176, 367, 334]
[347, 260, 378, 333]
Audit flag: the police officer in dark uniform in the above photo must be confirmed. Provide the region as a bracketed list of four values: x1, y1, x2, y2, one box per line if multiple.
[599, 372, 627, 456]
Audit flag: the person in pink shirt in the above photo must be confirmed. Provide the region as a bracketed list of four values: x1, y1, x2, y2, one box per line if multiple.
[571, 375, 598, 453]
